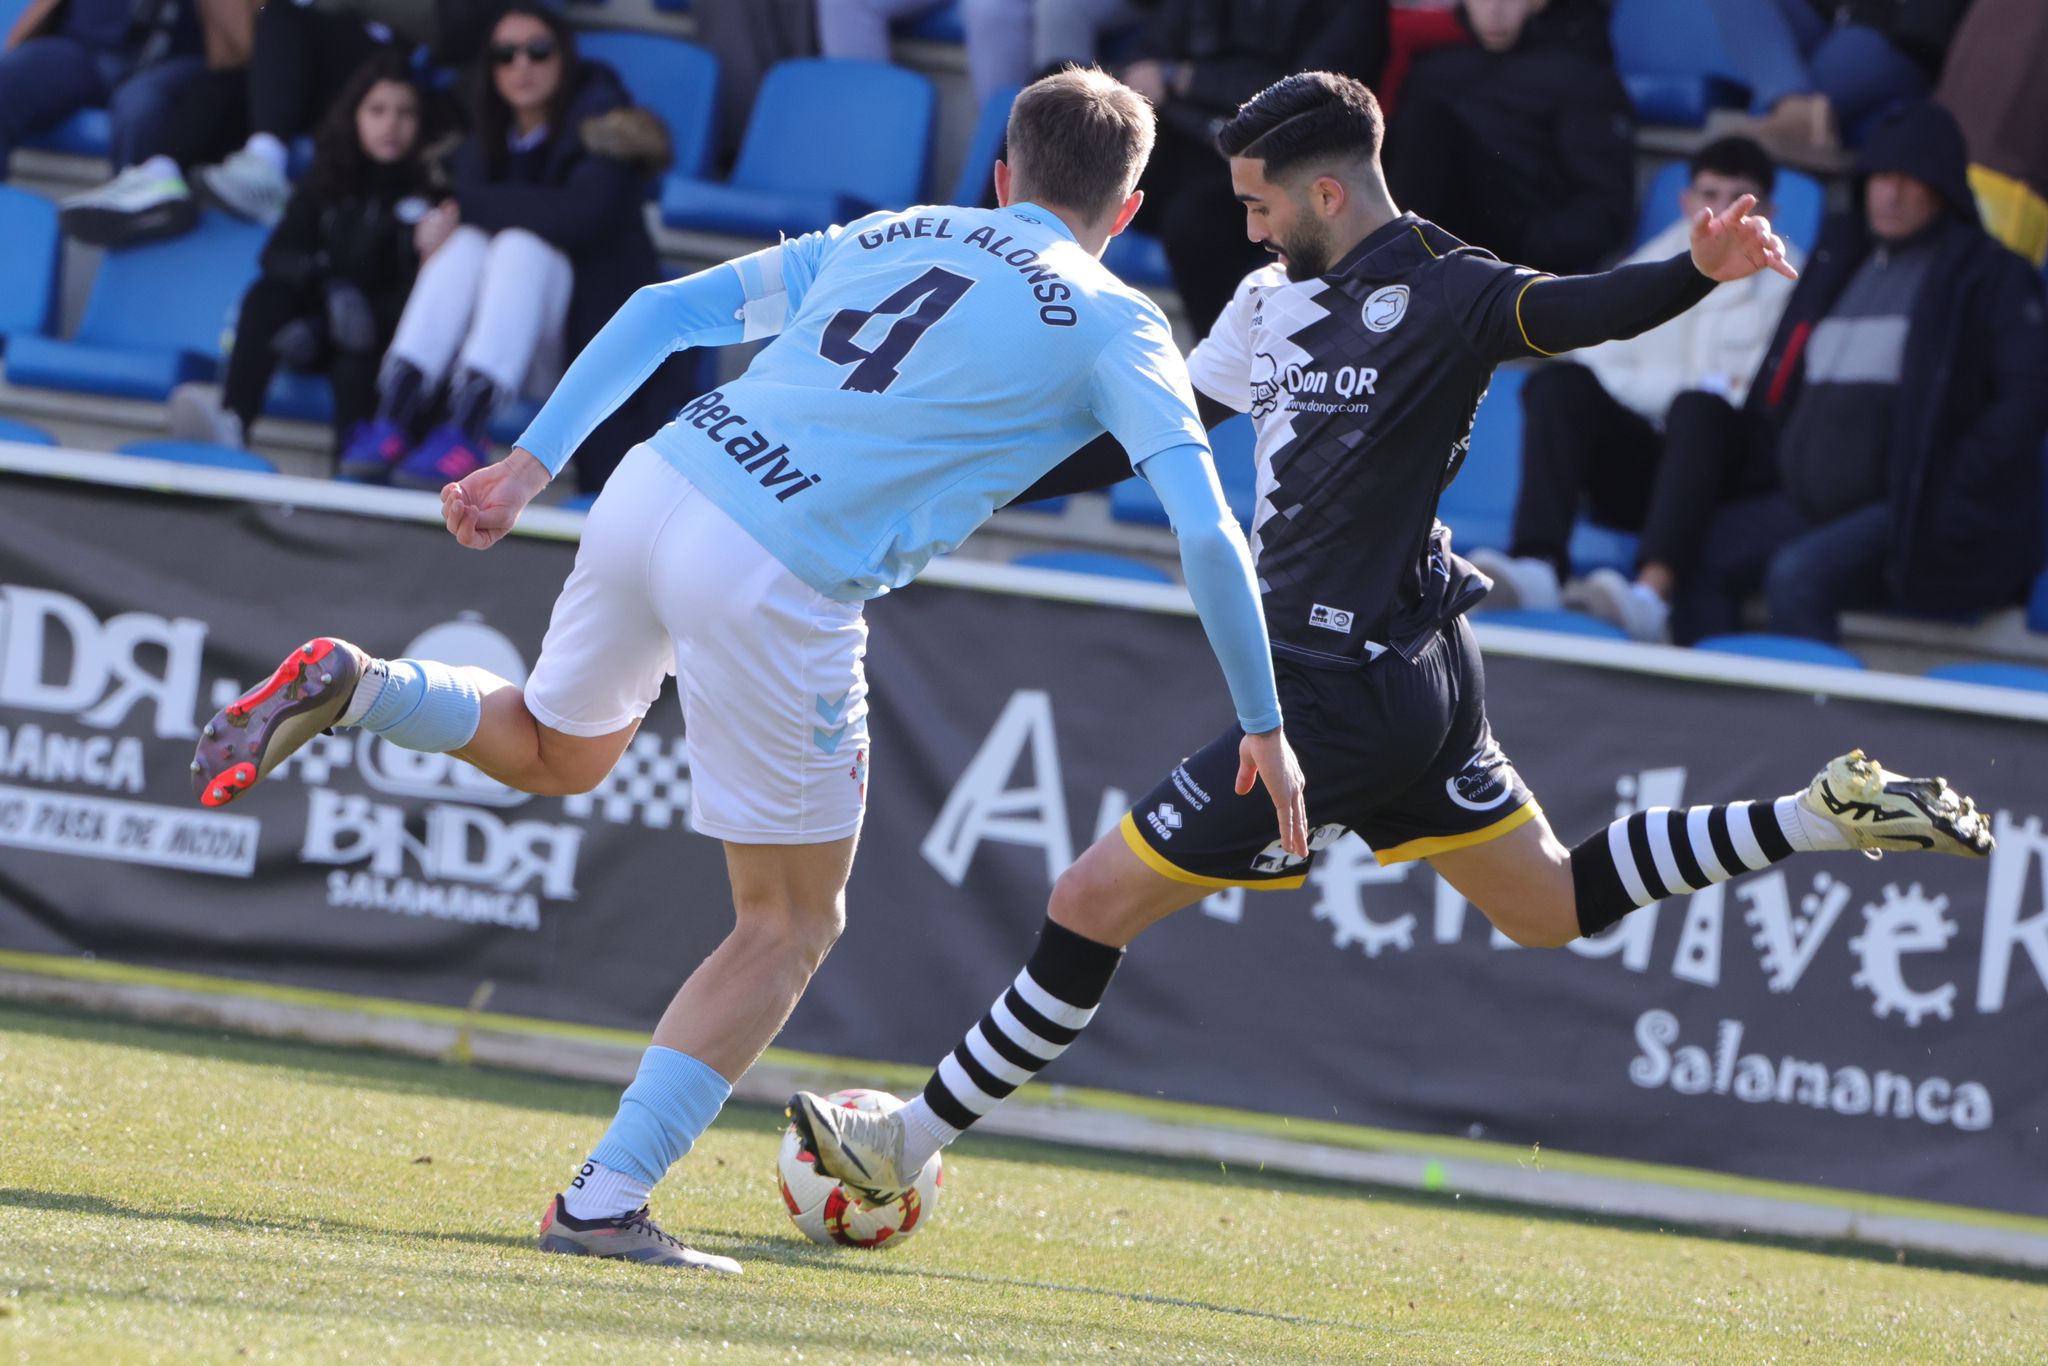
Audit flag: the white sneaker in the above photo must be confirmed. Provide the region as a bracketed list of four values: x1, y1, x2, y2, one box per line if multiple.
[199, 149, 290, 225]
[1468, 548, 1561, 612]
[1801, 750, 1993, 859]
[168, 383, 245, 448]
[786, 1091, 917, 1207]
[59, 159, 195, 246]
[1569, 567, 1669, 642]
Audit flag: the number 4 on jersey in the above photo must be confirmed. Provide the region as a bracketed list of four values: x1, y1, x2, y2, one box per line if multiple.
[819, 267, 975, 394]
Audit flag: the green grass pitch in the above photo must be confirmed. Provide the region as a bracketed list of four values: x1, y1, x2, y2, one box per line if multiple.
[3, 1002, 2046, 1363]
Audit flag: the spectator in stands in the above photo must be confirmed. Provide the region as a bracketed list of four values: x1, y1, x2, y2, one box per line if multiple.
[959, 0, 1158, 86]
[1124, 0, 1386, 330]
[1709, 0, 1969, 165]
[1582, 102, 2048, 646]
[1937, 0, 2048, 268]
[56, 0, 500, 244]
[338, 0, 670, 490]
[1469, 138, 1799, 623]
[1382, 0, 1633, 279]
[694, 0, 816, 166]
[0, 0, 222, 183]
[166, 54, 431, 463]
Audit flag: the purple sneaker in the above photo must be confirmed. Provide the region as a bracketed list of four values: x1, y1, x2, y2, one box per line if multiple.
[336, 419, 409, 483]
[392, 423, 488, 491]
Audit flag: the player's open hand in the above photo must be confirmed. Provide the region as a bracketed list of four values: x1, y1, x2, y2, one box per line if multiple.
[440, 447, 551, 550]
[1237, 727, 1310, 859]
[1690, 192, 1799, 284]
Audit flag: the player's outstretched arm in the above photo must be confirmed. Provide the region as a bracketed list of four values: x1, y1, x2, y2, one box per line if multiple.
[513, 266, 754, 480]
[1501, 196, 1798, 360]
[1143, 444, 1309, 858]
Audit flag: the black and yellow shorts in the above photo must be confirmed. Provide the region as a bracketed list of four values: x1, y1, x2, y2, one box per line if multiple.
[1120, 615, 1537, 890]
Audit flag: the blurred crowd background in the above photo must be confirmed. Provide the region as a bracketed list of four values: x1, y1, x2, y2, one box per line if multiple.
[1, 0, 2045, 668]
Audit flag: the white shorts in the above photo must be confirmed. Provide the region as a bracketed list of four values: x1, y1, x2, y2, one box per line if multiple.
[524, 445, 870, 844]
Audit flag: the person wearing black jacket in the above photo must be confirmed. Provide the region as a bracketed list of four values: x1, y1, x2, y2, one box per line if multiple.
[1381, 0, 1633, 279]
[339, 0, 672, 491]
[1621, 100, 2048, 645]
[171, 55, 430, 460]
[1119, 0, 1385, 330]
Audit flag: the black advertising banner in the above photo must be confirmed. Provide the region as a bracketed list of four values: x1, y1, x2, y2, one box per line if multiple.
[5, 468, 2048, 1216]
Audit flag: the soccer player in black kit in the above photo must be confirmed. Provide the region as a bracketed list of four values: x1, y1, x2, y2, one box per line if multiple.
[791, 71, 1997, 1201]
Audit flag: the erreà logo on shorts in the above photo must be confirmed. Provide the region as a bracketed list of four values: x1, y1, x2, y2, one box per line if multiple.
[1362, 285, 1409, 334]
[677, 389, 823, 502]
[1309, 604, 1355, 635]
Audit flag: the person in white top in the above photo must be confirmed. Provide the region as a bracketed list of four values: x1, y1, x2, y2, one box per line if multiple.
[1472, 136, 1799, 641]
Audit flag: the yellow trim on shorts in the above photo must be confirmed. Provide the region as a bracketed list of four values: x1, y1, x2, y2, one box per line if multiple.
[1513, 277, 1561, 356]
[1118, 812, 1307, 892]
[1372, 800, 1541, 866]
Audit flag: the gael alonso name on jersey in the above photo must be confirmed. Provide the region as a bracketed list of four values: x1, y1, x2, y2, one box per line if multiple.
[854, 213, 1080, 327]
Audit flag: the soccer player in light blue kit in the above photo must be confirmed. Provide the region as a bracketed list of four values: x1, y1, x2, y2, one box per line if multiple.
[189, 68, 1308, 1273]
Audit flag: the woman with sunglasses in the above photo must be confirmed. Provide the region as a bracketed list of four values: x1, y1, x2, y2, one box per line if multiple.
[171, 53, 434, 459]
[340, 0, 671, 490]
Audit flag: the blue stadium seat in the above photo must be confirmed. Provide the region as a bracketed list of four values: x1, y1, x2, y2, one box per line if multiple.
[897, 1, 964, 42]
[579, 33, 719, 181]
[263, 370, 336, 423]
[1609, 0, 1748, 127]
[949, 85, 1021, 207]
[1102, 230, 1172, 287]
[559, 492, 600, 512]
[1568, 524, 1640, 579]
[487, 395, 545, 448]
[1630, 161, 1824, 260]
[1481, 608, 1629, 640]
[2033, 437, 2048, 633]
[1012, 550, 1172, 583]
[117, 439, 277, 473]
[1694, 633, 1863, 668]
[0, 185, 60, 343]
[1008, 494, 1069, 513]
[5, 212, 264, 400]
[1437, 368, 1525, 554]
[660, 60, 935, 237]
[0, 416, 57, 445]
[650, 0, 688, 12]
[1925, 662, 2048, 693]
[23, 108, 111, 159]
[1108, 415, 1259, 528]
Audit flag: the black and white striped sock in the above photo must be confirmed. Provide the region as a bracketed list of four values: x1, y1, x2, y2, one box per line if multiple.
[1570, 796, 1827, 938]
[897, 919, 1124, 1167]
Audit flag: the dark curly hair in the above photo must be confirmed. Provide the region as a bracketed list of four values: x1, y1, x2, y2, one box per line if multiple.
[310, 52, 431, 201]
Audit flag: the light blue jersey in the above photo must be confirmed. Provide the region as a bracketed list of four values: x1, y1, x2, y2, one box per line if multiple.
[519, 203, 1206, 602]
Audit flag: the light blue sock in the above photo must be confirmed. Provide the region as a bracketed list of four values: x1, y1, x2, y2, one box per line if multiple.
[357, 658, 480, 752]
[588, 1046, 733, 1187]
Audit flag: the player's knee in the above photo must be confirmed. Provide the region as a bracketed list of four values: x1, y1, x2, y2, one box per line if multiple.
[733, 894, 844, 970]
[1046, 859, 1120, 939]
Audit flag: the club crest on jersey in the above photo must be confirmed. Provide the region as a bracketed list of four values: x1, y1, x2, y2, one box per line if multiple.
[1362, 285, 1409, 334]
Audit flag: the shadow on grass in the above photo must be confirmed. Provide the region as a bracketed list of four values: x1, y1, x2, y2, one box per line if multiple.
[0, 1185, 1390, 1340]
[9, 1000, 2047, 1291]
[0, 1186, 534, 1253]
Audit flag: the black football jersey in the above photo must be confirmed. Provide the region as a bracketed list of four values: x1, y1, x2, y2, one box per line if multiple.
[1187, 214, 1552, 668]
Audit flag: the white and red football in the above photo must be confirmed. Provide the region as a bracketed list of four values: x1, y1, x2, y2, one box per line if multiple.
[776, 1088, 943, 1249]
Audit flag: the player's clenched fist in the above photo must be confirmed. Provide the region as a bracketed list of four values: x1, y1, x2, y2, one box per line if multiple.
[441, 447, 552, 550]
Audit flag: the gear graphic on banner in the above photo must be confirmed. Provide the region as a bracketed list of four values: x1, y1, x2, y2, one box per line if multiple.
[1308, 831, 1415, 956]
[1847, 883, 1959, 1026]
